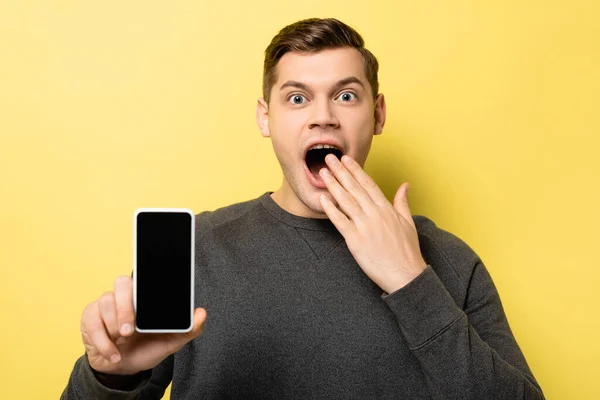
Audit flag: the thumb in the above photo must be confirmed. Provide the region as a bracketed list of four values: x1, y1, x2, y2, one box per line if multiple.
[169, 308, 207, 348]
[187, 308, 207, 340]
[393, 183, 416, 229]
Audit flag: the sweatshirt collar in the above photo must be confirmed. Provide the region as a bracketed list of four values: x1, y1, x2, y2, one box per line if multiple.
[259, 192, 339, 232]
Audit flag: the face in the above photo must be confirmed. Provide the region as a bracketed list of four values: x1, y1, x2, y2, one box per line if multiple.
[256, 47, 386, 218]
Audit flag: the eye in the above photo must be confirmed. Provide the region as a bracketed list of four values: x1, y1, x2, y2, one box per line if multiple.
[288, 94, 307, 105]
[337, 92, 357, 102]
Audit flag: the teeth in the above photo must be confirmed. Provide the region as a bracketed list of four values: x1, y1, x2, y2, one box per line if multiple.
[309, 144, 340, 151]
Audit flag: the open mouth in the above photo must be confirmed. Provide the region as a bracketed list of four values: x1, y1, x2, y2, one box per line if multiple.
[305, 144, 344, 180]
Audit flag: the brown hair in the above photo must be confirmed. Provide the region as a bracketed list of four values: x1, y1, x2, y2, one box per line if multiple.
[262, 18, 379, 104]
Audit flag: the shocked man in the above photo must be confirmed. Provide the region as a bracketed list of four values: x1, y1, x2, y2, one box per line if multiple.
[62, 18, 545, 399]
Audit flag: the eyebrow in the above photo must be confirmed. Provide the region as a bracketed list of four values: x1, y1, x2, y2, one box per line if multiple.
[279, 76, 365, 93]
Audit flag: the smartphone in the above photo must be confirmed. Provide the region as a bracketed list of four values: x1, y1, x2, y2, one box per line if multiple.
[133, 208, 195, 333]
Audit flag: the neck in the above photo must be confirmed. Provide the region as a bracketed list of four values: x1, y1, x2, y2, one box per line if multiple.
[270, 181, 328, 220]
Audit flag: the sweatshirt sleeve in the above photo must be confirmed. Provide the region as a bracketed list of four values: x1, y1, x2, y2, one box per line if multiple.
[60, 353, 173, 399]
[382, 263, 545, 400]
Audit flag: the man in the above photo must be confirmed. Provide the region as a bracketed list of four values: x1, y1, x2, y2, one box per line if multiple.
[62, 18, 544, 399]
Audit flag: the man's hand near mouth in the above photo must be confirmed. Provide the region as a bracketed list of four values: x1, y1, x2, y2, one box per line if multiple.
[319, 153, 427, 294]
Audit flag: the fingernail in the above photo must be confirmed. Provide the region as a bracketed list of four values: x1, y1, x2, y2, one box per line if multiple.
[110, 354, 121, 364]
[120, 324, 132, 335]
[320, 168, 330, 177]
[326, 154, 339, 164]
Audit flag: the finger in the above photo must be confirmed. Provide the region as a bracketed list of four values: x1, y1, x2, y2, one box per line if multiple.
[393, 183, 416, 230]
[83, 302, 121, 364]
[114, 275, 135, 337]
[97, 292, 120, 341]
[319, 193, 356, 237]
[340, 155, 388, 208]
[166, 308, 208, 353]
[324, 154, 374, 213]
[319, 167, 363, 220]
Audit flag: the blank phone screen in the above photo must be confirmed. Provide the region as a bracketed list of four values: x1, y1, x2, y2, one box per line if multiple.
[135, 211, 193, 330]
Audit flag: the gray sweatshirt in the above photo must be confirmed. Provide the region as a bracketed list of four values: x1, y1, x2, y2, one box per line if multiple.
[61, 192, 544, 399]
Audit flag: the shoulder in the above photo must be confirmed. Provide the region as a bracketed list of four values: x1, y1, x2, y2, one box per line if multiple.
[194, 194, 265, 239]
[413, 215, 481, 303]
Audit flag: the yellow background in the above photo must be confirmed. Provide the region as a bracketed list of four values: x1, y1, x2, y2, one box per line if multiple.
[1, 1, 598, 398]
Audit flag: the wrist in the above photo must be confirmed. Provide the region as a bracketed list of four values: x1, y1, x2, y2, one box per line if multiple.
[91, 367, 152, 391]
[382, 260, 428, 294]
[85, 355, 152, 391]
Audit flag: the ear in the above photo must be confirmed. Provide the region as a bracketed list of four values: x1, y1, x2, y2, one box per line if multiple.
[374, 93, 386, 135]
[256, 98, 271, 138]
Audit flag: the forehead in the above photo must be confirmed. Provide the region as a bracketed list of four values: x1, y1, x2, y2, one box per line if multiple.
[275, 47, 367, 88]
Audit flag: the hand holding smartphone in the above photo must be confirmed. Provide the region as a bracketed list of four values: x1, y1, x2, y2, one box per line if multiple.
[79, 208, 204, 376]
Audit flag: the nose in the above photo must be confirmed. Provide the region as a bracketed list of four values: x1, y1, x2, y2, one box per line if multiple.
[308, 98, 340, 130]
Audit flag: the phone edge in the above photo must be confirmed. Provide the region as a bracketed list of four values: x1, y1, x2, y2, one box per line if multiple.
[133, 207, 195, 334]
